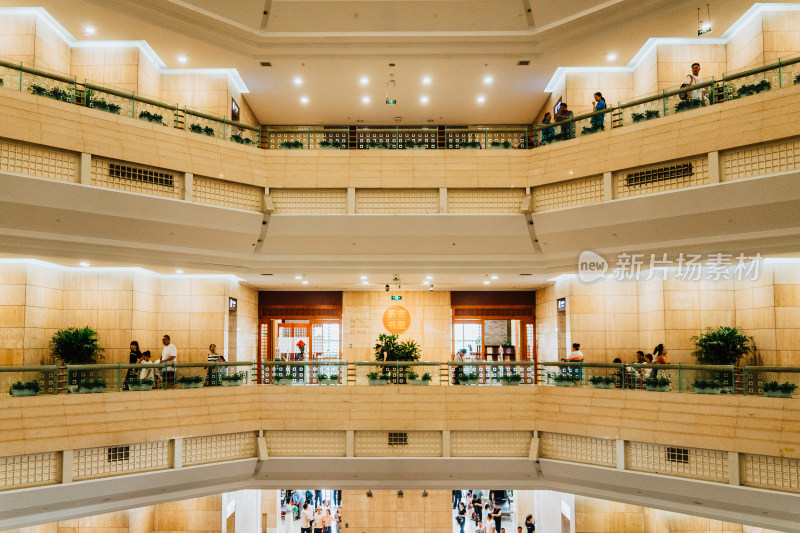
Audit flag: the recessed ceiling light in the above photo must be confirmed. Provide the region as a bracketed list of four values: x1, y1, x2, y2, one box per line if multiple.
[360, 77, 369, 85]
[175, 269, 183, 274]
[422, 76, 432, 85]
[362, 281, 369, 285]
[301, 280, 309, 285]
[476, 95, 486, 104]
[82, 26, 96, 36]
[79, 261, 90, 267]
[484, 75, 494, 84]
[568, 170, 574, 175]
[607, 52, 617, 61]
[177, 55, 188, 64]
[425, 275, 433, 280]
[420, 95, 429, 104]
[294, 275, 303, 280]
[490, 275, 498, 280]
[293, 77, 303, 85]
[362, 96, 370, 104]
[483, 280, 491, 285]
[423, 280, 430, 285]
[300, 96, 309, 104]
[360, 275, 368, 280]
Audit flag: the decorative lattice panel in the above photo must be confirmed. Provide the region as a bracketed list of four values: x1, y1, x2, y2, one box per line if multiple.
[270, 189, 348, 214]
[354, 431, 442, 457]
[447, 189, 526, 213]
[540, 433, 616, 466]
[194, 176, 262, 212]
[182, 432, 257, 466]
[0, 139, 78, 182]
[356, 189, 439, 214]
[742, 454, 800, 493]
[73, 441, 169, 480]
[0, 452, 59, 490]
[614, 156, 709, 198]
[450, 431, 531, 457]
[627, 442, 728, 482]
[91, 157, 183, 198]
[722, 137, 800, 181]
[533, 176, 603, 212]
[265, 431, 346, 457]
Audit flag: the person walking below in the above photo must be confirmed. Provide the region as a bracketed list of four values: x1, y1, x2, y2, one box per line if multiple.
[453, 489, 462, 509]
[456, 502, 467, 533]
[299, 503, 313, 533]
[490, 502, 502, 533]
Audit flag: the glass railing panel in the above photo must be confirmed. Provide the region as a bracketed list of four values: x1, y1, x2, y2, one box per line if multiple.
[778, 53, 800, 89]
[262, 361, 348, 385]
[540, 362, 582, 387]
[1, 365, 59, 396]
[743, 367, 800, 397]
[185, 107, 226, 140]
[479, 126, 528, 149]
[65, 363, 128, 393]
[674, 364, 736, 394]
[629, 363, 680, 392]
[354, 361, 441, 385]
[22, 64, 76, 104]
[663, 81, 710, 117]
[398, 128, 437, 150]
[356, 127, 398, 149]
[617, 89, 663, 127]
[308, 127, 349, 149]
[134, 96, 179, 129]
[265, 127, 309, 150]
[575, 110, 611, 138]
[227, 121, 260, 146]
[83, 82, 134, 119]
[721, 63, 780, 103]
[448, 361, 536, 386]
[580, 362, 627, 389]
[0, 61, 22, 93]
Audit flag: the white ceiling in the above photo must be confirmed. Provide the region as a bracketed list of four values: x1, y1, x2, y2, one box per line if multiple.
[11, 0, 794, 124]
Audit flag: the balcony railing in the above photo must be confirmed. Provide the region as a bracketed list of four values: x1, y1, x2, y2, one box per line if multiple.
[2, 54, 799, 151]
[3, 362, 797, 398]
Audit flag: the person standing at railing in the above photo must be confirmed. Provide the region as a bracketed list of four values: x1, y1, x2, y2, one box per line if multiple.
[591, 93, 607, 130]
[156, 334, 177, 388]
[554, 104, 574, 140]
[125, 341, 144, 390]
[453, 348, 467, 385]
[685, 63, 710, 105]
[539, 112, 555, 144]
[206, 343, 226, 386]
[139, 351, 157, 385]
[562, 342, 584, 382]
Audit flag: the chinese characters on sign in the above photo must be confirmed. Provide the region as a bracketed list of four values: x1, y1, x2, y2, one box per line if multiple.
[612, 252, 762, 281]
[383, 305, 411, 334]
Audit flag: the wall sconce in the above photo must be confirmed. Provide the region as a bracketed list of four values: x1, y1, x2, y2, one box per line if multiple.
[422, 490, 429, 498]
[397, 490, 404, 498]
[366, 490, 373, 498]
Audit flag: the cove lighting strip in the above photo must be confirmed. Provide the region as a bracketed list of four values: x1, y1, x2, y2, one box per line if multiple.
[0, 7, 249, 93]
[0, 258, 245, 281]
[544, 2, 800, 93]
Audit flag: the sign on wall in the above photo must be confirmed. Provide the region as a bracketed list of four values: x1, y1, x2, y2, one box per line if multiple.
[383, 305, 411, 334]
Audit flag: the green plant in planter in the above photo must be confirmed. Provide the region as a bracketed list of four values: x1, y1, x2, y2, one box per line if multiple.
[674, 98, 703, 113]
[126, 377, 154, 391]
[366, 371, 390, 384]
[421, 373, 432, 381]
[644, 376, 670, 391]
[177, 375, 203, 388]
[588, 376, 615, 388]
[47, 87, 72, 102]
[190, 124, 215, 137]
[319, 139, 343, 149]
[374, 333, 421, 362]
[631, 112, 645, 122]
[737, 80, 772, 98]
[78, 378, 106, 393]
[317, 373, 329, 380]
[9, 380, 40, 397]
[794, 74, 800, 85]
[0, 78, 4, 86]
[366, 372, 381, 380]
[490, 140, 512, 149]
[693, 379, 726, 394]
[50, 327, 104, 365]
[581, 123, 605, 135]
[280, 140, 304, 149]
[404, 139, 428, 149]
[29, 83, 48, 96]
[499, 373, 522, 385]
[763, 381, 797, 398]
[230, 133, 255, 145]
[367, 140, 390, 149]
[645, 110, 660, 120]
[691, 326, 754, 366]
[221, 373, 244, 382]
[551, 373, 576, 386]
[329, 374, 339, 381]
[459, 372, 479, 384]
[406, 370, 418, 380]
[459, 140, 482, 149]
[139, 110, 164, 124]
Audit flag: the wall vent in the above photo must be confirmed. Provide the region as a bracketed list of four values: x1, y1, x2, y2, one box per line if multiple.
[260, 61, 272, 67]
[625, 162, 693, 187]
[666, 446, 689, 464]
[109, 163, 174, 188]
[517, 60, 531, 66]
[388, 432, 408, 446]
[107, 445, 130, 462]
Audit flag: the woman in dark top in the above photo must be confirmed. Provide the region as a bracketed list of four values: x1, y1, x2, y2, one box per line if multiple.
[540, 112, 555, 143]
[455, 502, 467, 533]
[525, 514, 535, 532]
[125, 341, 143, 389]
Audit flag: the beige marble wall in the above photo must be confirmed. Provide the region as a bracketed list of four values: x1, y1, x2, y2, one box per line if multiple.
[342, 291, 451, 362]
[227, 78, 256, 125]
[163, 74, 229, 119]
[70, 47, 139, 92]
[33, 17, 69, 73]
[657, 44, 727, 90]
[565, 72, 633, 114]
[762, 10, 800, 63]
[153, 495, 222, 532]
[260, 490, 279, 533]
[633, 46, 659, 96]
[137, 50, 162, 100]
[341, 489, 451, 533]
[726, 13, 764, 71]
[0, 14, 36, 65]
[568, 278, 638, 362]
[232, 284, 259, 363]
[534, 283, 558, 362]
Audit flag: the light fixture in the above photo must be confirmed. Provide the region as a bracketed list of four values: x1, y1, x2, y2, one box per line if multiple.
[420, 95, 429, 104]
[360, 77, 369, 85]
[362, 281, 369, 285]
[385, 284, 390, 292]
[301, 280, 309, 285]
[476, 95, 486, 104]
[176, 269, 184, 274]
[293, 77, 303, 85]
[177, 55, 188, 64]
[483, 280, 491, 285]
[490, 275, 498, 280]
[483, 75, 493, 85]
[429, 284, 434, 291]
[425, 275, 433, 280]
[82, 26, 96, 36]
[300, 96, 309, 104]
[422, 491, 429, 498]
[397, 490, 404, 498]
[360, 275, 368, 280]
[423, 280, 430, 285]
[294, 275, 303, 280]
[606, 53, 617, 62]
[422, 76, 432, 85]
[367, 490, 373, 498]
[698, 4, 712, 35]
[362, 96, 371, 104]
[79, 261, 90, 267]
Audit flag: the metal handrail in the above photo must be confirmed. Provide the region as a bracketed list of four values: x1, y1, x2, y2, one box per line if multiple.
[84, 82, 179, 111]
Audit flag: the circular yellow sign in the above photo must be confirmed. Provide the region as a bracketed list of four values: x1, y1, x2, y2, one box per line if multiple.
[382, 305, 411, 334]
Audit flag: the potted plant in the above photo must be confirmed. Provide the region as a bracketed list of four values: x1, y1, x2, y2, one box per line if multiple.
[490, 140, 512, 149]
[693, 379, 725, 394]
[29, 83, 47, 96]
[0, 78, 4, 87]
[459, 372, 479, 385]
[47, 86, 72, 102]
[644, 376, 670, 392]
[319, 139, 343, 149]
[374, 333, 420, 384]
[459, 140, 482, 149]
[674, 98, 703, 113]
[581, 123, 604, 135]
[794, 74, 800, 85]
[366, 371, 390, 385]
[220, 373, 244, 386]
[318, 373, 339, 385]
[275, 374, 294, 385]
[190, 124, 216, 137]
[645, 110, 660, 120]
[126, 377, 154, 391]
[366, 140, 390, 149]
[139, 110, 164, 125]
[763, 381, 797, 398]
[407, 370, 432, 386]
[691, 326, 754, 366]
[280, 140, 304, 149]
[79, 378, 106, 394]
[588, 376, 615, 389]
[499, 373, 522, 386]
[50, 326, 104, 366]
[177, 375, 203, 389]
[9, 380, 40, 397]
[736, 80, 771, 98]
[230, 133, 255, 145]
[91, 97, 121, 114]
[551, 374, 575, 387]
[404, 139, 428, 149]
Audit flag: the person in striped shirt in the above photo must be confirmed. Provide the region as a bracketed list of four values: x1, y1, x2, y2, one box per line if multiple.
[206, 343, 226, 386]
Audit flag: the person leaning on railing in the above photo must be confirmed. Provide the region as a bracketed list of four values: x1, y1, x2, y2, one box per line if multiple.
[562, 342, 584, 381]
[553, 104, 574, 140]
[684, 62, 710, 105]
[591, 92, 606, 129]
[453, 348, 467, 384]
[539, 112, 555, 144]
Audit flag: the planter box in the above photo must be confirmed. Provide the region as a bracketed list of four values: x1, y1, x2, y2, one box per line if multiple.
[367, 379, 388, 385]
[591, 382, 614, 389]
[409, 379, 430, 386]
[220, 380, 242, 387]
[500, 381, 521, 386]
[406, 145, 428, 149]
[645, 385, 670, 392]
[694, 387, 722, 395]
[179, 382, 203, 389]
[318, 378, 339, 385]
[9, 389, 38, 397]
[275, 378, 294, 385]
[764, 390, 793, 398]
[79, 387, 105, 394]
[139, 117, 164, 125]
[554, 381, 574, 387]
[459, 379, 479, 386]
[319, 145, 342, 149]
[129, 384, 153, 391]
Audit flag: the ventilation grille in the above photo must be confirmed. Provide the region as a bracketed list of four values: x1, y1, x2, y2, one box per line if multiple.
[73, 441, 169, 480]
[451, 431, 531, 457]
[533, 176, 603, 212]
[355, 431, 442, 457]
[448, 188, 526, 213]
[194, 176, 262, 212]
[109, 163, 174, 187]
[0, 139, 78, 182]
[625, 162, 693, 187]
[666, 446, 689, 464]
[183, 432, 257, 466]
[356, 189, 439, 214]
[540, 433, 616, 466]
[265, 431, 346, 457]
[721, 137, 800, 181]
[388, 432, 408, 446]
[627, 441, 728, 482]
[0, 452, 60, 490]
[107, 446, 130, 463]
[742, 454, 800, 493]
[270, 189, 348, 214]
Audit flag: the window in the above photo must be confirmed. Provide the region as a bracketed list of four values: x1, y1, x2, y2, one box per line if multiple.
[453, 321, 482, 359]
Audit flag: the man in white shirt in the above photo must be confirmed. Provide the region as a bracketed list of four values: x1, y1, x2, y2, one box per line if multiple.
[684, 62, 709, 105]
[159, 334, 177, 388]
[299, 503, 313, 533]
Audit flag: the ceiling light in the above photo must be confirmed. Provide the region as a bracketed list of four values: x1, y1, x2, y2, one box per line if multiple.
[425, 275, 433, 280]
[483, 75, 494, 84]
[606, 53, 617, 62]
[79, 261, 90, 267]
[423, 280, 430, 285]
[362, 281, 369, 285]
[176, 269, 183, 274]
[300, 96, 309, 104]
[301, 280, 309, 285]
[362, 96, 370, 104]
[420, 95, 429, 104]
[360, 77, 369, 85]
[476, 95, 486, 104]
[293, 77, 303, 85]
[82, 26, 96, 36]
[294, 275, 303, 280]
[360, 275, 368, 280]
[490, 275, 498, 280]
[483, 280, 491, 285]
[429, 284, 434, 291]
[422, 76, 432, 85]
[177, 55, 188, 64]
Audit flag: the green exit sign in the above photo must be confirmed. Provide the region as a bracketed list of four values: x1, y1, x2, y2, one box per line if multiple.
[391, 295, 402, 300]
[385, 99, 397, 104]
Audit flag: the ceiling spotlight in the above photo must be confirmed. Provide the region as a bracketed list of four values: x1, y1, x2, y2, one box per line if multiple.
[429, 284, 434, 291]
[293, 77, 303, 85]
[425, 275, 433, 280]
[385, 284, 390, 292]
[362, 281, 369, 285]
[360, 77, 369, 85]
[420, 95, 429, 104]
[82, 26, 96, 36]
[490, 275, 499, 280]
[476, 95, 486, 104]
[483, 280, 491, 285]
[301, 280, 309, 285]
[423, 280, 430, 285]
[483, 75, 494, 84]
[79, 261, 90, 267]
[422, 76, 432, 85]
[300, 96, 309, 104]
[698, 4, 713, 35]
[606, 53, 617, 62]
[360, 275, 368, 280]
[176, 269, 184, 274]
[294, 275, 303, 280]
[362, 96, 371, 104]
[177, 55, 188, 64]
